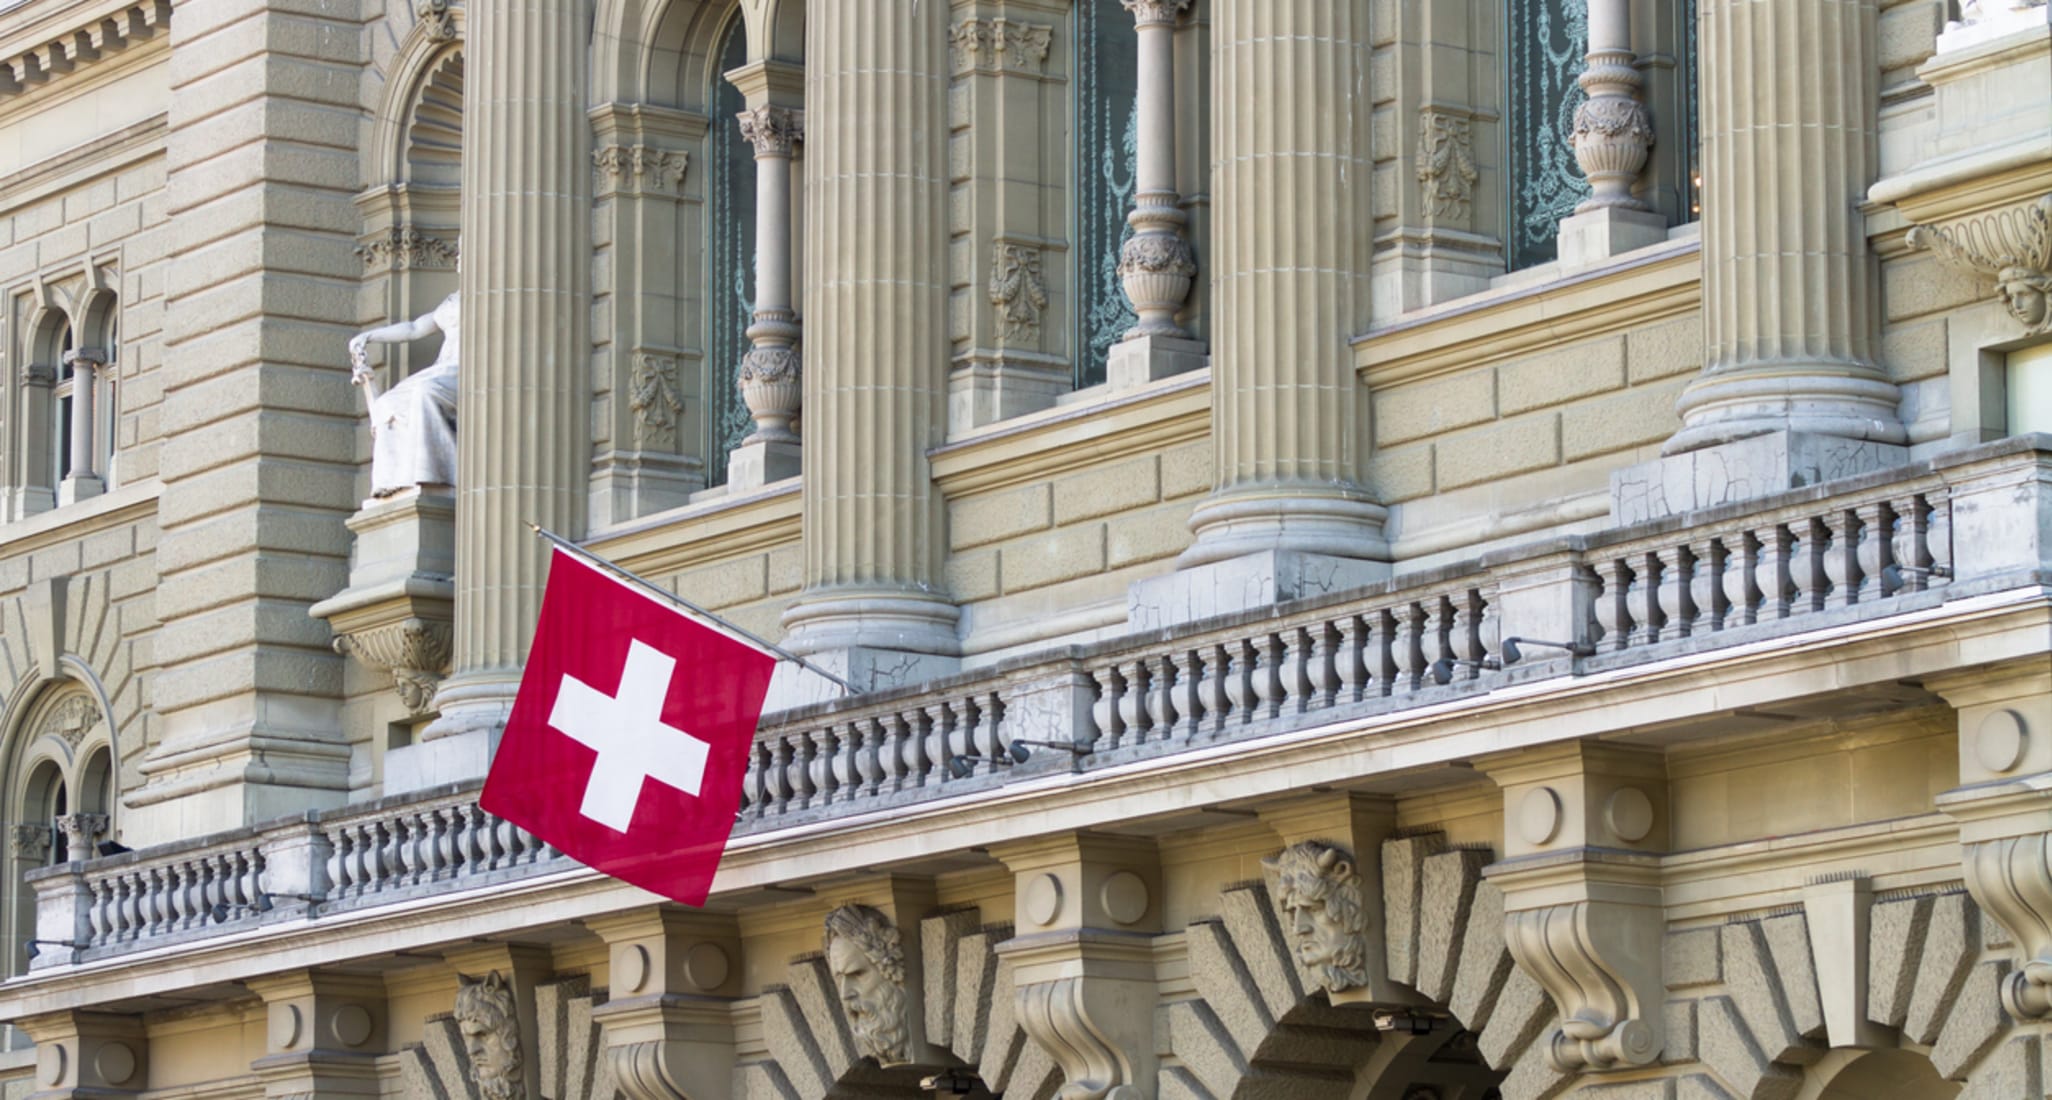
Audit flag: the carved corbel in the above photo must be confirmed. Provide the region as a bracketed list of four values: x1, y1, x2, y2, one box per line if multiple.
[1489, 850, 1665, 1073]
[1003, 932, 1157, 1100]
[332, 618, 454, 716]
[1961, 829, 2052, 1018]
[1908, 194, 2052, 335]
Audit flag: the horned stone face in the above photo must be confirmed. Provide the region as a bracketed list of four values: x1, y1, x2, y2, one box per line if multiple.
[823, 904, 910, 1064]
[1265, 840, 1370, 994]
[454, 971, 522, 1100]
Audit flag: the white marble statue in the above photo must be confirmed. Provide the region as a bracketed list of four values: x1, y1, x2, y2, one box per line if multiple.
[348, 291, 460, 498]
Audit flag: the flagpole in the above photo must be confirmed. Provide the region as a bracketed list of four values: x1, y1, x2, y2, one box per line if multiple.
[527, 523, 859, 696]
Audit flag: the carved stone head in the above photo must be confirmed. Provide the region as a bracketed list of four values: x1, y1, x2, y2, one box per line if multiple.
[1264, 840, 1370, 994]
[822, 904, 910, 1064]
[454, 971, 521, 1100]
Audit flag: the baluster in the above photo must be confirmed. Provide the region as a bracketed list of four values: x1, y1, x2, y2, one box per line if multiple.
[1454, 591, 1487, 672]
[245, 850, 267, 910]
[891, 712, 923, 789]
[1147, 654, 1178, 737]
[1363, 610, 1394, 696]
[1424, 597, 1457, 683]
[213, 853, 238, 918]
[1277, 628, 1312, 713]
[854, 717, 884, 798]
[1090, 665, 1122, 750]
[1333, 616, 1366, 704]
[1889, 495, 1925, 594]
[791, 729, 820, 807]
[1822, 509, 1856, 609]
[1651, 546, 1688, 642]
[198, 858, 224, 925]
[819, 726, 847, 804]
[1753, 524, 1793, 619]
[1853, 501, 1890, 603]
[150, 867, 174, 933]
[1300, 624, 1336, 711]
[1719, 532, 1758, 627]
[87, 878, 110, 944]
[1115, 660, 1149, 742]
[1626, 553, 1662, 646]
[397, 816, 423, 884]
[1789, 518, 1825, 615]
[1927, 493, 1953, 587]
[977, 691, 1006, 764]
[440, 806, 465, 876]
[1193, 644, 1226, 736]
[740, 742, 766, 818]
[924, 701, 952, 781]
[170, 861, 196, 929]
[1688, 538, 1720, 634]
[764, 737, 790, 811]
[1162, 653, 1197, 739]
[1393, 605, 1427, 694]
[949, 697, 979, 771]
[118, 872, 140, 939]
[1250, 635, 1283, 717]
[1591, 560, 1627, 651]
[1221, 640, 1255, 727]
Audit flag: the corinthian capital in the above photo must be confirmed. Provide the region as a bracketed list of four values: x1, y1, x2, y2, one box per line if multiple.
[1121, 0, 1194, 28]
[738, 105, 804, 157]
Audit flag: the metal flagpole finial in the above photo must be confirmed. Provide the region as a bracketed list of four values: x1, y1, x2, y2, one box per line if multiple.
[524, 522, 859, 697]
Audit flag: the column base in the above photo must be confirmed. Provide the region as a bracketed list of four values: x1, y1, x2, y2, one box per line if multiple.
[760, 645, 964, 712]
[57, 475, 103, 507]
[1611, 429, 1908, 526]
[391, 671, 518, 791]
[1128, 549, 1391, 632]
[1107, 334, 1208, 390]
[1666, 366, 1905, 456]
[1555, 206, 1669, 269]
[726, 437, 801, 491]
[1179, 486, 1391, 568]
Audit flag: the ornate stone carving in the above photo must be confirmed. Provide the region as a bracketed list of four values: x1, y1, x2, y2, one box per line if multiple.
[949, 19, 1054, 74]
[415, 0, 459, 41]
[1961, 831, 2052, 1018]
[737, 106, 803, 158]
[988, 242, 1048, 343]
[822, 904, 910, 1065]
[1263, 840, 1370, 996]
[21, 363, 56, 386]
[454, 972, 522, 1100]
[1571, 53, 1654, 212]
[39, 694, 99, 750]
[356, 227, 459, 272]
[1015, 976, 1140, 1100]
[1504, 898, 1661, 1071]
[1416, 111, 1479, 220]
[738, 345, 801, 444]
[1120, 0, 1194, 28]
[332, 617, 454, 715]
[1118, 232, 1198, 339]
[1908, 195, 2052, 335]
[592, 145, 689, 194]
[10, 823, 50, 863]
[629, 354, 682, 453]
[56, 813, 108, 858]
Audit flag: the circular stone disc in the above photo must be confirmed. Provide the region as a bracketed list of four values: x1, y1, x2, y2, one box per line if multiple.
[1099, 870, 1150, 926]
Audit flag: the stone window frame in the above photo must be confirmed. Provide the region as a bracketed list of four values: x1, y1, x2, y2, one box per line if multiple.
[8, 274, 120, 522]
[4, 682, 115, 979]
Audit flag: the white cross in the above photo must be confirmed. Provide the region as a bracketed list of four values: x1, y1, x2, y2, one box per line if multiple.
[548, 639, 710, 833]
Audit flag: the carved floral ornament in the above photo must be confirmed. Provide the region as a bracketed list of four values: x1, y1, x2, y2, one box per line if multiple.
[949, 19, 1054, 74]
[822, 903, 911, 1065]
[1908, 194, 2052, 336]
[988, 242, 1049, 343]
[333, 617, 453, 716]
[416, 0, 460, 42]
[737, 105, 803, 158]
[1417, 111, 1479, 221]
[592, 145, 689, 194]
[38, 693, 101, 750]
[356, 227, 459, 272]
[1263, 840, 1370, 997]
[629, 353, 683, 452]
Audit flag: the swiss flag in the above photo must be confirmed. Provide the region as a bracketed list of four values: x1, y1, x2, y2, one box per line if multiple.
[481, 547, 778, 906]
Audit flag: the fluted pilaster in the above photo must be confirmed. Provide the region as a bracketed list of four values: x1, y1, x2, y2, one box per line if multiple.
[1669, 0, 1902, 454]
[1182, 0, 1385, 566]
[431, 0, 594, 737]
[780, 0, 958, 658]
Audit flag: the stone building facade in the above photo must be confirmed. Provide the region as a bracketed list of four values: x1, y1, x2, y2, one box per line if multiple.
[0, 0, 2047, 1097]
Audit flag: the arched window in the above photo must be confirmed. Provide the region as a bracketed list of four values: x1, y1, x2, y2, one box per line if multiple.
[7, 689, 115, 977]
[1072, 4, 1141, 388]
[706, 16, 757, 488]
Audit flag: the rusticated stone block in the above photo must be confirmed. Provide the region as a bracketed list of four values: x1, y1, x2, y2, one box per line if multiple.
[1498, 336, 1626, 415]
[1381, 832, 1447, 985]
[1664, 927, 1723, 989]
[950, 483, 1051, 550]
[1868, 894, 1932, 1027]
[1415, 848, 1488, 1002]
[1930, 960, 2007, 1080]
[1904, 892, 1979, 1045]
[1053, 455, 1160, 524]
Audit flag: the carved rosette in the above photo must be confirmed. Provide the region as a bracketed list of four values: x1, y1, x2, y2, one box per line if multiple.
[629, 354, 683, 453]
[1571, 54, 1654, 212]
[1961, 831, 2052, 1018]
[950, 19, 1054, 74]
[1417, 111, 1480, 221]
[333, 617, 455, 716]
[737, 105, 803, 159]
[356, 227, 459, 272]
[988, 242, 1049, 343]
[592, 145, 689, 195]
[1908, 194, 2052, 335]
[415, 0, 459, 42]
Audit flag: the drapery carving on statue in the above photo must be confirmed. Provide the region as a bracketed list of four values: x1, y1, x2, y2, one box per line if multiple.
[456, 972, 523, 1100]
[348, 291, 460, 498]
[823, 904, 912, 1065]
[1264, 840, 1370, 997]
[404, 975, 613, 1100]
[1163, 835, 1560, 1100]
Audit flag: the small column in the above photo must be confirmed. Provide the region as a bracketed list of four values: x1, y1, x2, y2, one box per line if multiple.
[727, 71, 804, 491]
[779, 0, 959, 689]
[1667, 0, 1902, 455]
[58, 347, 106, 505]
[1552, 0, 1666, 267]
[420, 0, 595, 767]
[1106, 0, 1206, 389]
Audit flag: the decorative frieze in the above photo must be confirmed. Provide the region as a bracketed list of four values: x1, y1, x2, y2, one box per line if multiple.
[1908, 194, 2052, 336]
[628, 353, 683, 453]
[592, 145, 689, 194]
[415, 0, 460, 42]
[1416, 111, 1480, 221]
[987, 242, 1048, 343]
[949, 19, 1054, 75]
[355, 227, 459, 271]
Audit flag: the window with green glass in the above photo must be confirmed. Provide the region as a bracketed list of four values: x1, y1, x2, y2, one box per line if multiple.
[1072, 3, 1140, 388]
[1504, 0, 1590, 271]
[706, 18, 756, 486]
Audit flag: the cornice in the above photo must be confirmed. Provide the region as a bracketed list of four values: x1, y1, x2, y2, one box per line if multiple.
[0, 0, 169, 98]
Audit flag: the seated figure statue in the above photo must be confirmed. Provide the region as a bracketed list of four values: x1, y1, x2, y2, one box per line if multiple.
[348, 291, 460, 498]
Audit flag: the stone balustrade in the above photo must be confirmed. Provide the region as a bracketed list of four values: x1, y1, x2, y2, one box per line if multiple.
[24, 438, 2052, 969]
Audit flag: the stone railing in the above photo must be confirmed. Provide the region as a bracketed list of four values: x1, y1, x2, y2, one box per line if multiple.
[24, 439, 2052, 968]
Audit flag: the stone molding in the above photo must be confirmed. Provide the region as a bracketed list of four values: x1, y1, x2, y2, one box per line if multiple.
[1416, 110, 1479, 222]
[592, 145, 689, 195]
[355, 226, 459, 271]
[948, 18, 1054, 75]
[0, 0, 170, 98]
[1908, 193, 2052, 336]
[987, 241, 1048, 344]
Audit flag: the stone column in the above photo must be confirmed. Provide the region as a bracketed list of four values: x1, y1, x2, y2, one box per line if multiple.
[1553, 0, 1665, 266]
[727, 77, 804, 491]
[419, 0, 594, 766]
[779, 0, 959, 685]
[1107, 0, 1205, 388]
[1134, 0, 1384, 630]
[59, 347, 104, 505]
[1667, 0, 1903, 455]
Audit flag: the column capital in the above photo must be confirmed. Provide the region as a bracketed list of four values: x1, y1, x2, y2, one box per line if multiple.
[737, 105, 803, 158]
[1121, 0, 1194, 28]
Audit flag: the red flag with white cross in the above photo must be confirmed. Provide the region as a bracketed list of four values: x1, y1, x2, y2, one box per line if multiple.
[481, 546, 778, 906]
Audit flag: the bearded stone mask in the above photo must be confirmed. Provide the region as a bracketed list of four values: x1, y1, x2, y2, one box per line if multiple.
[454, 971, 522, 1100]
[1264, 840, 1370, 995]
[823, 904, 911, 1064]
